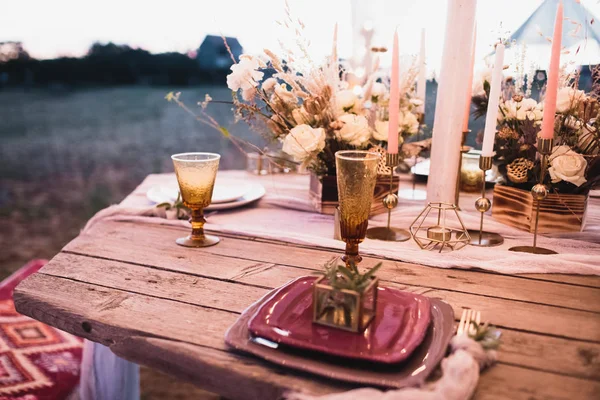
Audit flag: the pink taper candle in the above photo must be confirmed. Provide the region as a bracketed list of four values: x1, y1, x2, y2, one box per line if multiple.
[540, 1, 563, 140]
[462, 24, 477, 132]
[387, 30, 399, 154]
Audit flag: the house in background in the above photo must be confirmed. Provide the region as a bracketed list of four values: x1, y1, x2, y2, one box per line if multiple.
[196, 35, 243, 81]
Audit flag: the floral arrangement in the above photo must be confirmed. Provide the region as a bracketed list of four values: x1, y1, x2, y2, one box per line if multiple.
[168, 9, 424, 177]
[225, 46, 422, 176]
[471, 65, 599, 195]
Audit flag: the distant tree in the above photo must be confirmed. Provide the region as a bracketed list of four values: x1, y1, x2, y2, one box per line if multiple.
[0, 41, 31, 63]
[87, 42, 133, 58]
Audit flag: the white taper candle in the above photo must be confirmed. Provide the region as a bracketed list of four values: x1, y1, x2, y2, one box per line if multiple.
[481, 43, 505, 157]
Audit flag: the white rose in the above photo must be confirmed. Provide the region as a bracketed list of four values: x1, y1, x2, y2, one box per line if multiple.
[548, 145, 587, 187]
[291, 107, 315, 125]
[273, 83, 298, 104]
[556, 87, 585, 114]
[261, 77, 278, 92]
[282, 124, 326, 161]
[336, 114, 371, 146]
[336, 90, 358, 113]
[226, 55, 264, 91]
[472, 67, 493, 96]
[400, 111, 419, 134]
[370, 82, 387, 101]
[373, 120, 389, 141]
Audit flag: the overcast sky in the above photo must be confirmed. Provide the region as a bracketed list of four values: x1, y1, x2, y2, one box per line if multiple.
[2, 0, 599, 73]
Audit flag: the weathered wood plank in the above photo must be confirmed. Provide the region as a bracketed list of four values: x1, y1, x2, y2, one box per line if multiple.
[15, 273, 600, 399]
[111, 336, 352, 400]
[68, 220, 600, 313]
[112, 337, 600, 400]
[37, 253, 600, 380]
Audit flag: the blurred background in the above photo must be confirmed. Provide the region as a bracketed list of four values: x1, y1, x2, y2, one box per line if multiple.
[1, 0, 599, 302]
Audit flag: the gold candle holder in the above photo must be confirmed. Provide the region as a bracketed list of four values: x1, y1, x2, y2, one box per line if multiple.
[455, 130, 473, 210]
[366, 153, 411, 242]
[509, 138, 557, 255]
[409, 202, 470, 253]
[465, 156, 504, 247]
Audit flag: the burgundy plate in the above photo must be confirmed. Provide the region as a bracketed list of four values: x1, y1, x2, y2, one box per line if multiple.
[225, 286, 454, 389]
[247, 276, 431, 364]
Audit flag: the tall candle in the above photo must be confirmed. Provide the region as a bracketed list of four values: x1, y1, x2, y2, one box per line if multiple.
[387, 29, 399, 154]
[426, 0, 477, 203]
[481, 43, 505, 157]
[540, 1, 564, 140]
[417, 28, 427, 114]
[462, 24, 477, 132]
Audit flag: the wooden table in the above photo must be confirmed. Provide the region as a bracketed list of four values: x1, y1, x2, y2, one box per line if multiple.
[13, 172, 600, 400]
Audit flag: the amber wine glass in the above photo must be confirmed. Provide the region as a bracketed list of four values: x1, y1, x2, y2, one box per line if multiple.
[171, 152, 221, 247]
[335, 150, 381, 266]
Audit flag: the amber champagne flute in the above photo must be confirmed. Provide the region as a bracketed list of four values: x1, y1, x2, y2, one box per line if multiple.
[335, 150, 381, 266]
[171, 152, 221, 247]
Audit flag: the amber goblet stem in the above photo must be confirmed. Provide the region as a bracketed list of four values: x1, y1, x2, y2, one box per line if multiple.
[342, 241, 362, 267]
[190, 208, 207, 241]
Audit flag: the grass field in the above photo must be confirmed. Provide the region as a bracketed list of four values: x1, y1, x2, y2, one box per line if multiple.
[0, 86, 262, 278]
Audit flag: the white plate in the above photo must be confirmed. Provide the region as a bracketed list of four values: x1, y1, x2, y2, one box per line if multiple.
[147, 180, 251, 205]
[146, 183, 265, 211]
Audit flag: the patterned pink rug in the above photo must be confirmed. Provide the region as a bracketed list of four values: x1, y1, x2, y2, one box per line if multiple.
[0, 260, 82, 400]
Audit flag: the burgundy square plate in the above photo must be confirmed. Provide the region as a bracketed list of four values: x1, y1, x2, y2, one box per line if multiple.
[225, 283, 455, 389]
[247, 276, 431, 364]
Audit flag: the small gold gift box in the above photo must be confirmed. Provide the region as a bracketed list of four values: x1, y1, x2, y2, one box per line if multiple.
[312, 276, 379, 332]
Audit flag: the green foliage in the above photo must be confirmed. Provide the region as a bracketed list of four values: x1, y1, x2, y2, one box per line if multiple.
[156, 192, 189, 219]
[316, 258, 382, 293]
[469, 321, 502, 350]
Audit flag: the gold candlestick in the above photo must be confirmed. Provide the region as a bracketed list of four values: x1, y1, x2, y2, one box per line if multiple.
[455, 130, 473, 210]
[509, 138, 557, 255]
[366, 153, 411, 242]
[465, 156, 504, 247]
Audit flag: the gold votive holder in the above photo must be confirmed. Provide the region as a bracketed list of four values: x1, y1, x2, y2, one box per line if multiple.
[427, 226, 452, 242]
[312, 275, 378, 332]
[409, 202, 470, 252]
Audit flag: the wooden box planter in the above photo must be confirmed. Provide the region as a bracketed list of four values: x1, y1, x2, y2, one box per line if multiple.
[309, 173, 399, 216]
[491, 185, 588, 233]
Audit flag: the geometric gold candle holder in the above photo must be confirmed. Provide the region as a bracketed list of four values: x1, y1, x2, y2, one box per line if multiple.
[409, 202, 470, 253]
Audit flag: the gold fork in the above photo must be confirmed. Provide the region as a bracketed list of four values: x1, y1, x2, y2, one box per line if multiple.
[457, 308, 481, 337]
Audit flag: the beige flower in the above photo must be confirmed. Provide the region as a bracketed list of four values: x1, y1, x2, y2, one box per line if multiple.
[472, 67, 493, 96]
[556, 87, 585, 114]
[261, 77, 278, 92]
[399, 111, 420, 135]
[335, 114, 371, 146]
[370, 82, 387, 101]
[336, 90, 359, 113]
[226, 55, 264, 91]
[282, 124, 326, 161]
[273, 84, 298, 105]
[548, 145, 587, 187]
[373, 120, 390, 141]
[291, 107, 315, 125]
